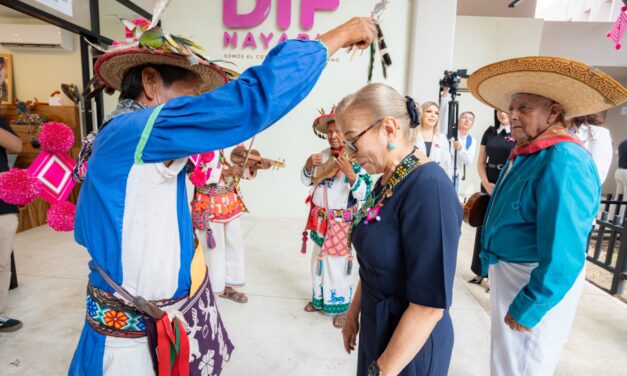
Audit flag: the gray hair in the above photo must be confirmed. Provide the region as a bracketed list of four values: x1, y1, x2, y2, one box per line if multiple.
[335, 83, 418, 140]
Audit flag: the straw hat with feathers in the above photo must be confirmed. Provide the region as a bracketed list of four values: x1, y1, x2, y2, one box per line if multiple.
[84, 0, 236, 100]
[313, 107, 337, 139]
[467, 56, 627, 118]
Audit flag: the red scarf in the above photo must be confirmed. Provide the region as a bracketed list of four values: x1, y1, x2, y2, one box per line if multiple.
[509, 124, 584, 161]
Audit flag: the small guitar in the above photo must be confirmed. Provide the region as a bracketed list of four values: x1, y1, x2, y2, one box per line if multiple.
[312, 147, 350, 185]
[464, 192, 490, 227]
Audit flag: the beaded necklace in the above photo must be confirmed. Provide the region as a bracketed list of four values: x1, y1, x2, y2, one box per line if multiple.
[349, 149, 422, 242]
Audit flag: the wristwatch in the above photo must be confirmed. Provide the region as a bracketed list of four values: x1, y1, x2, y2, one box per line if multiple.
[367, 361, 382, 376]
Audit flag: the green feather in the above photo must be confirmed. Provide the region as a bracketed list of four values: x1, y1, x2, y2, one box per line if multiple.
[171, 34, 205, 51]
[139, 27, 165, 49]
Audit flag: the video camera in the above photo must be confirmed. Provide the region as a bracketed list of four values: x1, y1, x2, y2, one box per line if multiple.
[439, 69, 468, 96]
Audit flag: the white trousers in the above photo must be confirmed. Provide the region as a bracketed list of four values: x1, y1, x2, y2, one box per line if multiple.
[0, 213, 18, 313]
[196, 217, 245, 294]
[615, 168, 627, 199]
[489, 262, 584, 376]
[310, 243, 353, 315]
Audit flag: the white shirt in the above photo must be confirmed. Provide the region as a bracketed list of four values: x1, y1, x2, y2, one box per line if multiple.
[416, 132, 453, 180]
[451, 132, 477, 172]
[576, 124, 613, 184]
[496, 124, 511, 135]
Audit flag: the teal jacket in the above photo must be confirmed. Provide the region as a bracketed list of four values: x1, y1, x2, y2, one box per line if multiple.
[481, 141, 601, 328]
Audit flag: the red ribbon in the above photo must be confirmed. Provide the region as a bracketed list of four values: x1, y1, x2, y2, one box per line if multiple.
[157, 315, 190, 376]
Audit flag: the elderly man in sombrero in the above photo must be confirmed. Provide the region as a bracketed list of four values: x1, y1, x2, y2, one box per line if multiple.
[468, 57, 627, 375]
[68, 5, 377, 375]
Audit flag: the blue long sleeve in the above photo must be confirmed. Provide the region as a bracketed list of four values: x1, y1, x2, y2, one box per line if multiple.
[508, 145, 600, 327]
[140, 39, 328, 163]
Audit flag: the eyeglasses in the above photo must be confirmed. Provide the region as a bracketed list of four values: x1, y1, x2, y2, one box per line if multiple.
[344, 119, 383, 153]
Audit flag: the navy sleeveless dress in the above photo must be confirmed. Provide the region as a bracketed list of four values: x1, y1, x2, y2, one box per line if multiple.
[352, 162, 462, 376]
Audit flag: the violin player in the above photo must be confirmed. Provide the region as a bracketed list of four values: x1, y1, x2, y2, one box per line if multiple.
[300, 109, 374, 328]
[190, 148, 271, 304]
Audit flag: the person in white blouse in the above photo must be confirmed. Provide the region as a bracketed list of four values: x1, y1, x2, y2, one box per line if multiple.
[451, 111, 477, 193]
[569, 111, 613, 184]
[415, 101, 453, 179]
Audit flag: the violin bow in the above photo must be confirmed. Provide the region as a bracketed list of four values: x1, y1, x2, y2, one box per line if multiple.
[241, 136, 257, 170]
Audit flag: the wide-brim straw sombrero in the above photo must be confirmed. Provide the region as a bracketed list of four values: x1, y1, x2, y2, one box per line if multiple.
[95, 48, 230, 93]
[468, 56, 627, 117]
[313, 112, 336, 139]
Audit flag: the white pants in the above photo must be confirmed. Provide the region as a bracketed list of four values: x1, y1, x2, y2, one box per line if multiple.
[196, 218, 245, 294]
[489, 262, 584, 376]
[310, 243, 353, 315]
[615, 168, 627, 199]
[0, 213, 18, 313]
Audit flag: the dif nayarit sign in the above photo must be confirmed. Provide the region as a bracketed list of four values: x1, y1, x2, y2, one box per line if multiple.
[222, 0, 341, 63]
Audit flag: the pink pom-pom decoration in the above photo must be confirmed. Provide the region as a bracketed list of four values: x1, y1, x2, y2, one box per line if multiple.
[200, 151, 215, 164]
[0, 169, 41, 205]
[46, 202, 76, 232]
[38, 122, 74, 153]
[133, 18, 150, 29]
[189, 167, 208, 187]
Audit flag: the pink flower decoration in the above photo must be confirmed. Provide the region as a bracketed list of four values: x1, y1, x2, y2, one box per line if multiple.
[112, 40, 122, 46]
[38, 122, 74, 153]
[200, 151, 215, 164]
[132, 18, 150, 29]
[0, 169, 41, 205]
[189, 167, 208, 187]
[46, 202, 76, 232]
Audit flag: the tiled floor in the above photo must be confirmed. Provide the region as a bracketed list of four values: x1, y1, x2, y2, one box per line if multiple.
[0, 218, 625, 375]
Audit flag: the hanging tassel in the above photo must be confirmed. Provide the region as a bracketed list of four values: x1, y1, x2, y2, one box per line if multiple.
[207, 229, 216, 249]
[346, 256, 354, 276]
[376, 23, 392, 79]
[300, 231, 308, 254]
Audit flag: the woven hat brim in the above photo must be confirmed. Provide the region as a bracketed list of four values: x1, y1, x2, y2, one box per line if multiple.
[468, 56, 627, 118]
[95, 48, 229, 93]
[313, 114, 336, 139]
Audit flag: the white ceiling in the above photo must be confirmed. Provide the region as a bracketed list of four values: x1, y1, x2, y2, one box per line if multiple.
[457, 0, 538, 18]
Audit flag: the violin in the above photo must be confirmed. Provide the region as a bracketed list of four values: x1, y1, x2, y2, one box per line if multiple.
[312, 147, 350, 185]
[463, 192, 490, 227]
[229, 145, 286, 170]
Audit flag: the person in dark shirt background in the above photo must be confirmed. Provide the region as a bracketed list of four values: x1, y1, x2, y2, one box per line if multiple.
[615, 139, 627, 200]
[0, 115, 23, 332]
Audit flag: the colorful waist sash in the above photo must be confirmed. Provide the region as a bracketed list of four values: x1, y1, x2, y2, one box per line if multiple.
[86, 283, 182, 338]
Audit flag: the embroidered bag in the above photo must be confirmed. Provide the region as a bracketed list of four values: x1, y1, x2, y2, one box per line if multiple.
[321, 185, 352, 257]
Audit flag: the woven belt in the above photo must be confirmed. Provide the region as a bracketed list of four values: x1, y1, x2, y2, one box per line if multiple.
[85, 283, 182, 338]
[196, 181, 236, 196]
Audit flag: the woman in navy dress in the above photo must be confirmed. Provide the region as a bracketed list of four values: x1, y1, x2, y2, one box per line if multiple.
[336, 83, 462, 376]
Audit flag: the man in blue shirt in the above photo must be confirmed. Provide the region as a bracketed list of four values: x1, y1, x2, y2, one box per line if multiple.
[468, 56, 627, 375]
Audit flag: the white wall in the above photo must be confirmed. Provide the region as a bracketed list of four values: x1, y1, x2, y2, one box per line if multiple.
[452, 16, 544, 196]
[163, 1, 413, 218]
[539, 21, 627, 67]
[536, 0, 624, 21]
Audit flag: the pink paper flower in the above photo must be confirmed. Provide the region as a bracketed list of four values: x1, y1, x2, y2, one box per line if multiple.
[200, 151, 215, 164]
[38, 122, 74, 153]
[46, 202, 76, 232]
[190, 167, 208, 187]
[132, 18, 150, 29]
[0, 169, 41, 205]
